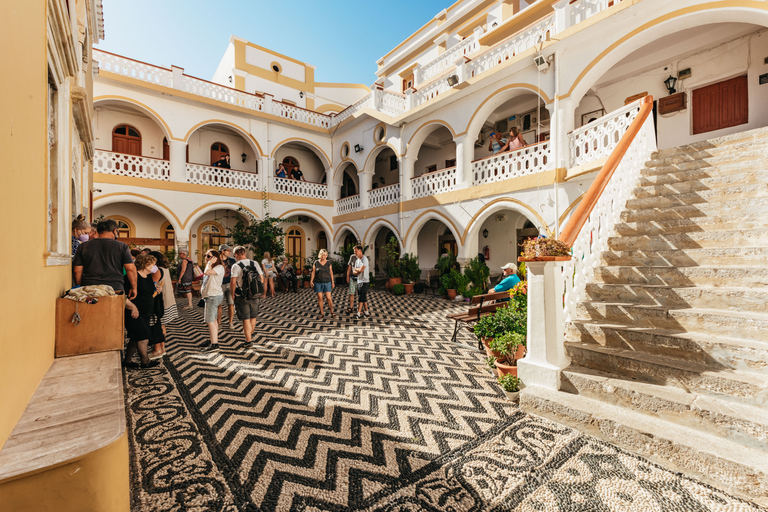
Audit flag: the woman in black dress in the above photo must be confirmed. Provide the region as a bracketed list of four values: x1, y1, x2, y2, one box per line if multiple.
[123, 254, 161, 369]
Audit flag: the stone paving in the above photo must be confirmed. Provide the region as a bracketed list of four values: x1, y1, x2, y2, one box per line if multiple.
[123, 288, 766, 511]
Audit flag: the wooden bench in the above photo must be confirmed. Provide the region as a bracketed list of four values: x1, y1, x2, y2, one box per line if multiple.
[447, 290, 510, 348]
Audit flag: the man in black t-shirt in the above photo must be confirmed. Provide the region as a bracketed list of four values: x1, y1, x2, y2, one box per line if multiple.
[291, 166, 305, 181]
[73, 219, 137, 298]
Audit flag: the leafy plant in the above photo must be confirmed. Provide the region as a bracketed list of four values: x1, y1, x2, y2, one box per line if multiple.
[330, 258, 345, 276]
[440, 272, 456, 290]
[392, 283, 405, 296]
[517, 261, 527, 280]
[437, 286, 446, 297]
[473, 304, 527, 340]
[454, 270, 470, 295]
[436, 251, 458, 277]
[334, 242, 368, 265]
[489, 332, 526, 365]
[464, 286, 484, 300]
[305, 249, 319, 270]
[485, 356, 497, 370]
[464, 256, 490, 292]
[382, 237, 402, 278]
[226, 202, 288, 259]
[163, 249, 181, 279]
[497, 374, 521, 393]
[399, 253, 421, 284]
[521, 236, 572, 258]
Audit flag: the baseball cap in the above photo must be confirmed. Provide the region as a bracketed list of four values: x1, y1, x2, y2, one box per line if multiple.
[218, 244, 232, 252]
[501, 263, 516, 270]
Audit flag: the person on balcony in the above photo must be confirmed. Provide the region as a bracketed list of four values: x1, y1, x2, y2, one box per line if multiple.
[213, 154, 231, 168]
[488, 132, 506, 155]
[501, 127, 526, 152]
[291, 165, 305, 181]
[275, 163, 287, 179]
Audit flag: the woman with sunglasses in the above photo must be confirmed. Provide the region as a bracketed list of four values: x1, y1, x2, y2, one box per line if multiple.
[200, 249, 226, 352]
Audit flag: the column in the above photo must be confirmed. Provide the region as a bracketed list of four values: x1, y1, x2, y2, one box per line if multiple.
[169, 140, 187, 183]
[171, 66, 184, 90]
[359, 171, 373, 210]
[399, 156, 416, 201]
[551, 96, 575, 171]
[325, 169, 336, 201]
[260, 156, 274, 192]
[454, 134, 474, 189]
[517, 260, 570, 391]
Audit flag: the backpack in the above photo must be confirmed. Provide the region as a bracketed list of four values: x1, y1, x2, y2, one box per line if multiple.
[237, 261, 264, 299]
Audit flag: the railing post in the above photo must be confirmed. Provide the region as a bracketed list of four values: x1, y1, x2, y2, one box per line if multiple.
[171, 66, 184, 90]
[405, 88, 415, 111]
[168, 140, 187, 183]
[263, 93, 274, 115]
[413, 65, 422, 87]
[371, 87, 382, 113]
[455, 57, 470, 85]
[551, 96, 575, 171]
[325, 169, 335, 201]
[359, 172, 373, 210]
[518, 259, 570, 391]
[259, 156, 273, 192]
[553, 0, 572, 33]
[454, 134, 474, 189]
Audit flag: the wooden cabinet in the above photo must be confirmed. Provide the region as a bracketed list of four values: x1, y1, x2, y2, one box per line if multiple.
[658, 92, 687, 115]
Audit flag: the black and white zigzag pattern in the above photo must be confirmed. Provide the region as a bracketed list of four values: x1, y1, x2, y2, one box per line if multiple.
[123, 289, 767, 512]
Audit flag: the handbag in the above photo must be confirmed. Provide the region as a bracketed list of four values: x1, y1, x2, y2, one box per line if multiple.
[192, 263, 204, 281]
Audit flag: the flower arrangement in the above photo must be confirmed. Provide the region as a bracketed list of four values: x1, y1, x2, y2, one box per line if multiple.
[521, 237, 572, 259]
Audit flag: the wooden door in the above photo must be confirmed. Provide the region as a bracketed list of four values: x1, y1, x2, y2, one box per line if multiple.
[210, 142, 229, 165]
[693, 76, 748, 135]
[441, 241, 457, 256]
[112, 125, 141, 156]
[162, 138, 169, 160]
[287, 228, 302, 267]
[282, 156, 299, 174]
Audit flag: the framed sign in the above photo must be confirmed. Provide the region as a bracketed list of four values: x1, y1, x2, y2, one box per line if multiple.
[581, 109, 604, 127]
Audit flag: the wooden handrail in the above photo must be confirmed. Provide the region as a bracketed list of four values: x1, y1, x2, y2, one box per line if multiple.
[559, 95, 654, 247]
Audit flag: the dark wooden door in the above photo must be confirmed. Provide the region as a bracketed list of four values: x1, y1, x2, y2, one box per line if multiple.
[693, 76, 748, 135]
[210, 142, 229, 165]
[162, 138, 170, 160]
[112, 125, 141, 155]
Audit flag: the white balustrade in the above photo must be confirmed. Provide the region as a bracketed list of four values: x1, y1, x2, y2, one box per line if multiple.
[368, 183, 400, 208]
[180, 75, 264, 111]
[411, 167, 458, 199]
[412, 78, 450, 108]
[562, 101, 655, 324]
[467, 16, 554, 79]
[185, 163, 259, 191]
[418, 36, 479, 85]
[274, 102, 332, 129]
[331, 94, 373, 125]
[272, 177, 328, 199]
[93, 50, 173, 87]
[93, 150, 170, 181]
[377, 91, 406, 117]
[568, 101, 641, 168]
[336, 195, 361, 215]
[472, 142, 551, 186]
[569, 0, 626, 26]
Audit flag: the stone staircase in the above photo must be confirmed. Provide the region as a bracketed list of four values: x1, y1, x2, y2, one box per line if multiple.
[521, 126, 768, 505]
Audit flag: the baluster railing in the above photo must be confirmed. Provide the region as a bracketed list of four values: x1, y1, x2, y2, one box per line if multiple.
[368, 183, 400, 208]
[568, 101, 641, 168]
[472, 141, 551, 186]
[411, 167, 458, 199]
[185, 163, 259, 191]
[93, 50, 173, 87]
[93, 150, 170, 181]
[336, 195, 361, 215]
[568, 0, 626, 26]
[180, 75, 264, 111]
[418, 35, 480, 85]
[271, 177, 328, 199]
[377, 91, 407, 117]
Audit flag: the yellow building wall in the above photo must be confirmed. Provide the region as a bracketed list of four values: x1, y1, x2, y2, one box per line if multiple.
[0, 0, 70, 449]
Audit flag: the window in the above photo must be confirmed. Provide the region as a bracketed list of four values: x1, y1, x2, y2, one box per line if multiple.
[402, 75, 413, 93]
[199, 222, 226, 254]
[107, 217, 133, 238]
[162, 137, 170, 160]
[445, 159, 456, 168]
[47, 71, 61, 256]
[693, 75, 748, 135]
[426, 165, 437, 174]
[161, 221, 174, 241]
[112, 124, 141, 156]
[210, 142, 229, 165]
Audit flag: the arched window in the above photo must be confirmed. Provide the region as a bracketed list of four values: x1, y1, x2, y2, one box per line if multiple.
[211, 142, 229, 165]
[160, 221, 174, 241]
[162, 137, 169, 160]
[112, 125, 141, 156]
[317, 231, 328, 251]
[107, 216, 134, 238]
[199, 221, 227, 255]
[286, 227, 303, 268]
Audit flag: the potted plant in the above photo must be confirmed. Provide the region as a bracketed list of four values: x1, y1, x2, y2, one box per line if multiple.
[302, 274, 311, 288]
[381, 237, 402, 291]
[520, 236, 572, 260]
[473, 303, 527, 354]
[488, 331, 526, 376]
[440, 271, 457, 300]
[392, 283, 405, 296]
[497, 374, 522, 401]
[464, 256, 490, 292]
[400, 253, 420, 294]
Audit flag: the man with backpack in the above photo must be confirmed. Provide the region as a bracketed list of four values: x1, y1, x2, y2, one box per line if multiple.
[230, 246, 265, 348]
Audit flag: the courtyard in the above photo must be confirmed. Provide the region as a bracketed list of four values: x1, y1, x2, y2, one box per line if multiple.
[123, 289, 764, 512]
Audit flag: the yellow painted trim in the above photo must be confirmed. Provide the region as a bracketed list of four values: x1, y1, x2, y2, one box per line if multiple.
[284, 225, 305, 264]
[106, 215, 135, 237]
[404, 209, 464, 246]
[362, 142, 399, 173]
[559, 193, 587, 226]
[93, 95, 174, 139]
[563, 1, 768, 99]
[159, 220, 173, 239]
[182, 119, 263, 157]
[315, 103, 344, 114]
[234, 40, 314, 93]
[462, 197, 549, 243]
[398, 63, 420, 77]
[183, 202, 259, 230]
[373, 122, 388, 146]
[333, 224, 362, 244]
[406, 120, 457, 154]
[462, 83, 553, 136]
[242, 40, 311, 69]
[339, 143, 351, 161]
[364, 218, 402, 245]
[270, 137, 331, 167]
[94, 174, 264, 201]
[268, 193, 334, 208]
[93, 192, 184, 230]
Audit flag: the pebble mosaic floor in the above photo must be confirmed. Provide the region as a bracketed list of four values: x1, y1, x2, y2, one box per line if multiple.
[123, 288, 766, 511]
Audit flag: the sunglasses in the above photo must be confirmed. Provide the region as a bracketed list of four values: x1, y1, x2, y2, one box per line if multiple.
[205, 254, 213, 259]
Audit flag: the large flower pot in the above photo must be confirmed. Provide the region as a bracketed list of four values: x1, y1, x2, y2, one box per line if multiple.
[446, 289, 457, 300]
[303, 280, 311, 288]
[482, 337, 502, 359]
[387, 277, 402, 291]
[513, 344, 526, 362]
[403, 283, 414, 294]
[495, 360, 518, 377]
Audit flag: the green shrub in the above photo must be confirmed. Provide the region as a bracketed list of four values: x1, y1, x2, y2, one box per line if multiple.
[392, 283, 405, 296]
[464, 286, 484, 300]
[489, 332, 526, 365]
[437, 286, 446, 297]
[464, 256, 490, 291]
[497, 374, 521, 392]
[473, 303, 527, 339]
[400, 253, 421, 284]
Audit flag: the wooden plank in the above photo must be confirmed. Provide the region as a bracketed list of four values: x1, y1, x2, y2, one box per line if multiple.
[121, 237, 175, 247]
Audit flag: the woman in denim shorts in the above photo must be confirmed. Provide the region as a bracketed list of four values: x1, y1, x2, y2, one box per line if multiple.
[201, 250, 225, 351]
[310, 249, 335, 319]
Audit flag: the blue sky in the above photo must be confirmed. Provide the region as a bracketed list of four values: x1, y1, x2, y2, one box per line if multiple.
[95, 0, 453, 85]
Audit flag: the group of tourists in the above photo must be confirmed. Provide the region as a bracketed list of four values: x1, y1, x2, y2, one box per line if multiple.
[488, 127, 526, 155]
[274, 163, 305, 181]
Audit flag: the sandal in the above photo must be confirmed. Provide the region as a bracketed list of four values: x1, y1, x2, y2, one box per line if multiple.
[331, 313, 336, 318]
[345, 308, 353, 314]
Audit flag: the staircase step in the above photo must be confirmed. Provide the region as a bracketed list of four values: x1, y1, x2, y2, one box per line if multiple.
[625, 182, 768, 210]
[593, 265, 768, 287]
[607, 229, 768, 251]
[584, 284, 768, 313]
[644, 152, 768, 173]
[520, 386, 768, 504]
[635, 169, 766, 195]
[562, 342, 768, 406]
[575, 302, 768, 340]
[600, 247, 768, 268]
[649, 126, 768, 161]
[615, 212, 765, 236]
[639, 165, 766, 186]
[565, 322, 768, 374]
[560, 366, 768, 451]
[621, 195, 768, 223]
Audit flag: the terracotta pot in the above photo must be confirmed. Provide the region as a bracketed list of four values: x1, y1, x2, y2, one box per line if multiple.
[482, 337, 502, 359]
[495, 360, 518, 377]
[387, 277, 402, 291]
[513, 344, 526, 362]
[446, 289, 457, 300]
[403, 283, 414, 294]
[303, 280, 311, 288]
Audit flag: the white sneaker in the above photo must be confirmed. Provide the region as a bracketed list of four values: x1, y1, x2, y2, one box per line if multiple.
[364, 311, 371, 317]
[356, 312, 362, 319]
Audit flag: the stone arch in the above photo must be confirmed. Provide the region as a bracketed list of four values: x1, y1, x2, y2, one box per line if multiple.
[93, 192, 183, 234]
[403, 209, 463, 256]
[463, 84, 552, 143]
[279, 209, 333, 240]
[363, 219, 402, 250]
[567, 6, 768, 105]
[93, 96, 173, 141]
[362, 142, 399, 175]
[462, 198, 547, 256]
[183, 119, 263, 159]
[183, 201, 258, 231]
[333, 224, 361, 246]
[271, 138, 331, 168]
[404, 120, 457, 160]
